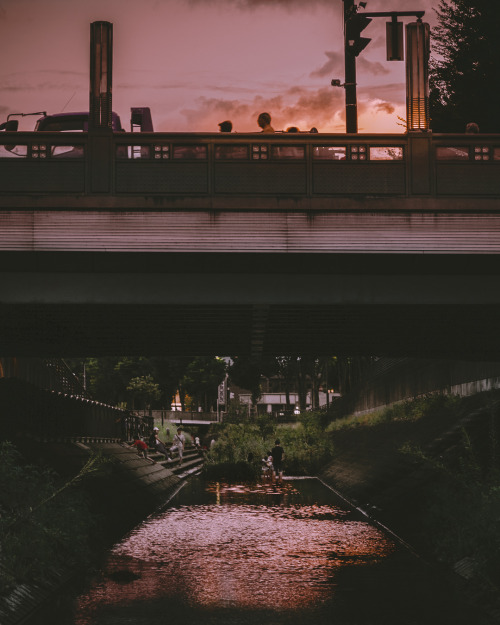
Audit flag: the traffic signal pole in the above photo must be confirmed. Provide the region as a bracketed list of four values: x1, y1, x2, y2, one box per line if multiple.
[341, 2, 425, 134]
[343, 0, 358, 133]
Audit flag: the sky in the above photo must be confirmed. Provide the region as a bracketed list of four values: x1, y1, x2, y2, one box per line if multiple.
[1, 0, 438, 133]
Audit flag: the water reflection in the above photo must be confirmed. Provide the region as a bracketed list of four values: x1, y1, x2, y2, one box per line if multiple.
[73, 479, 394, 623]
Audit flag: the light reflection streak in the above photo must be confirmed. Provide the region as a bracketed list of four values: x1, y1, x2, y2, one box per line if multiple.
[74, 480, 394, 623]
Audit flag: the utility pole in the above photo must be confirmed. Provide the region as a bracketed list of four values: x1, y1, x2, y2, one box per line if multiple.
[343, 0, 372, 133]
[344, 0, 356, 133]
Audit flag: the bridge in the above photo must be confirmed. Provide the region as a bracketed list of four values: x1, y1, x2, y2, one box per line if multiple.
[1, 130, 500, 358]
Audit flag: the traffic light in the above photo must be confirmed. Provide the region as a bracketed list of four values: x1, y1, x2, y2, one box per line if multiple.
[386, 20, 404, 61]
[345, 13, 372, 57]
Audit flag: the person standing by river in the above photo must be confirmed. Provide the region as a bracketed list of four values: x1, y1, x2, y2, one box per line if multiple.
[170, 427, 186, 465]
[271, 439, 285, 483]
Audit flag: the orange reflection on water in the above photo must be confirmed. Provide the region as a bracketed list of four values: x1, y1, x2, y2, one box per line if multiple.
[74, 481, 394, 623]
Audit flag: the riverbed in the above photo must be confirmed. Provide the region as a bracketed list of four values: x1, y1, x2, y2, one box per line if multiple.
[64, 476, 488, 625]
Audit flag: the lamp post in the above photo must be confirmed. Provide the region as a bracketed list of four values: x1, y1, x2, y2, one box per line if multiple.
[89, 21, 113, 131]
[406, 20, 430, 131]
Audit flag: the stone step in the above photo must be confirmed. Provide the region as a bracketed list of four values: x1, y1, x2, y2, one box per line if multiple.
[168, 456, 204, 475]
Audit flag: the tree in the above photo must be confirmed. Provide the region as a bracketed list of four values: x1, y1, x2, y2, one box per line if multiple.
[430, 1, 500, 132]
[126, 375, 161, 411]
[228, 357, 266, 408]
[67, 356, 193, 410]
[181, 357, 227, 412]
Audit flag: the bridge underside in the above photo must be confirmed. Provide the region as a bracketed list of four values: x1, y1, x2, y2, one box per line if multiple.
[2, 252, 500, 359]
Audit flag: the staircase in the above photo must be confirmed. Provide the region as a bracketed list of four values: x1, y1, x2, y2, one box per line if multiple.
[148, 443, 205, 478]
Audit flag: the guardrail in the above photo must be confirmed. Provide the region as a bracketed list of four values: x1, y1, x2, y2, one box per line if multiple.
[0, 357, 153, 441]
[1, 132, 500, 201]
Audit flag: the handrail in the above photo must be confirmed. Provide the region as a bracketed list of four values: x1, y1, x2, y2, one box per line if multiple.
[1, 132, 500, 201]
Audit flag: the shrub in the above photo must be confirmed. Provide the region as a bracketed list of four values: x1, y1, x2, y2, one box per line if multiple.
[205, 412, 334, 479]
[0, 441, 98, 596]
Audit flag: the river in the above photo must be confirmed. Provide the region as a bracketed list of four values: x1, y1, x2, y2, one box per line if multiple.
[63, 476, 489, 625]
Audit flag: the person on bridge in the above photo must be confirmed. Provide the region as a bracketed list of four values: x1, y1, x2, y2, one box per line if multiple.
[170, 427, 186, 465]
[257, 112, 274, 133]
[218, 120, 232, 132]
[466, 122, 479, 133]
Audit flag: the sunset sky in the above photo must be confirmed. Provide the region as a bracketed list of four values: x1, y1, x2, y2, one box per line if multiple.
[1, 0, 437, 133]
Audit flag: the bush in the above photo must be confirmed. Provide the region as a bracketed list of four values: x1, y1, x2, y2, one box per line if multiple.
[203, 460, 261, 481]
[402, 415, 500, 585]
[0, 441, 98, 596]
[327, 393, 462, 432]
[205, 412, 334, 479]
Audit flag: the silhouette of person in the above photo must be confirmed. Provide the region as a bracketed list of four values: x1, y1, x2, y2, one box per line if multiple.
[465, 122, 479, 133]
[257, 112, 274, 133]
[286, 126, 299, 133]
[218, 120, 232, 132]
[271, 439, 285, 483]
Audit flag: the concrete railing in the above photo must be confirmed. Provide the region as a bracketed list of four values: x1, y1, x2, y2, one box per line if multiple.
[1, 132, 500, 203]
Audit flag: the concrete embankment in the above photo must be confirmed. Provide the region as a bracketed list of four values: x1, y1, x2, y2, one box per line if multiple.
[319, 391, 500, 622]
[0, 441, 198, 625]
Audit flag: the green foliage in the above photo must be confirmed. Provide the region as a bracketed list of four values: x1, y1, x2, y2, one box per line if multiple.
[0, 442, 100, 596]
[152, 421, 191, 445]
[276, 412, 334, 475]
[403, 424, 500, 586]
[205, 411, 334, 480]
[203, 460, 261, 481]
[430, 0, 500, 132]
[181, 357, 227, 412]
[227, 357, 267, 406]
[126, 374, 161, 410]
[327, 393, 461, 432]
[223, 400, 250, 424]
[207, 423, 267, 465]
[66, 356, 226, 412]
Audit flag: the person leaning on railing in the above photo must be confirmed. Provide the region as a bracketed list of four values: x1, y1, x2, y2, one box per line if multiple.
[257, 112, 274, 133]
[465, 122, 479, 133]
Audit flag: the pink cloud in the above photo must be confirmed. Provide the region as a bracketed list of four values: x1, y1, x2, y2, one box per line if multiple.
[178, 85, 345, 133]
[374, 102, 395, 115]
[310, 51, 343, 79]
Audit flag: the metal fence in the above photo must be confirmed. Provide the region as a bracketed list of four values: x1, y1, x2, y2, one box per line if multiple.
[337, 357, 500, 417]
[0, 357, 150, 441]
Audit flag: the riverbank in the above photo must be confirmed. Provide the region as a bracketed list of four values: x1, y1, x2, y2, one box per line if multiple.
[320, 390, 500, 621]
[0, 440, 194, 625]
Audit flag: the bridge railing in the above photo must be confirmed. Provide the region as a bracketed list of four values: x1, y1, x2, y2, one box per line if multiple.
[0, 357, 152, 442]
[1, 132, 500, 201]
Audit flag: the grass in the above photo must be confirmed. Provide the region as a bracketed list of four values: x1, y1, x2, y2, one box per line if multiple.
[327, 393, 462, 432]
[328, 391, 500, 589]
[0, 441, 106, 596]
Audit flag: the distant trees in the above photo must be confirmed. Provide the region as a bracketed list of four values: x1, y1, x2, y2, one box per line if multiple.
[66, 354, 376, 416]
[227, 355, 344, 413]
[126, 374, 161, 410]
[66, 356, 226, 412]
[181, 357, 227, 412]
[430, 1, 500, 132]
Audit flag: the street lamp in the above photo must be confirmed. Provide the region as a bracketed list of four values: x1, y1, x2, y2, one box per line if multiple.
[406, 20, 430, 131]
[89, 21, 113, 130]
